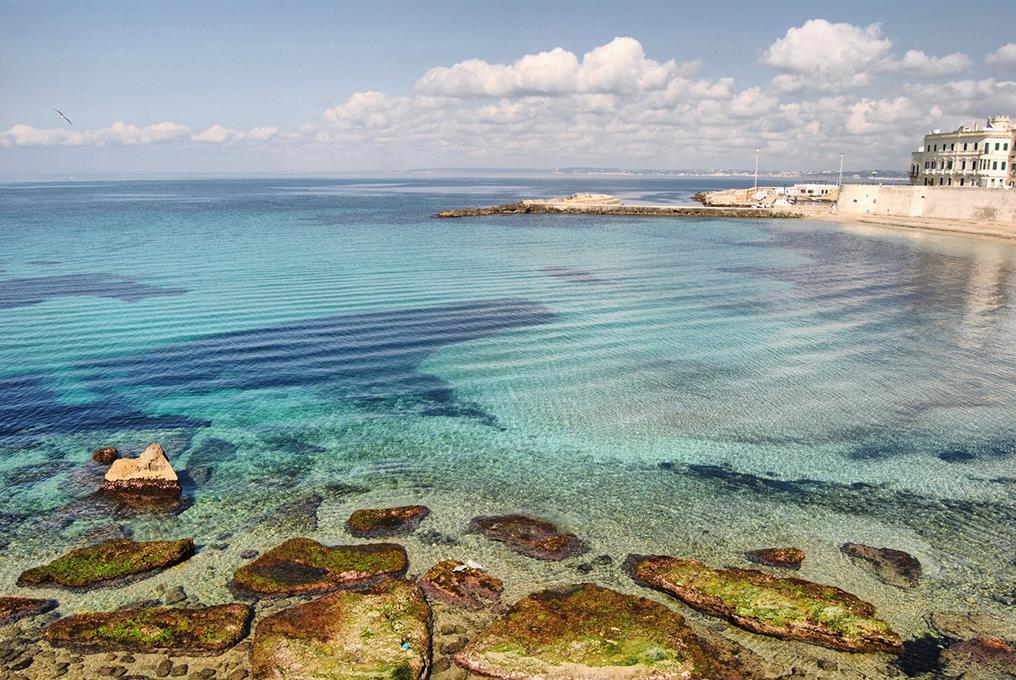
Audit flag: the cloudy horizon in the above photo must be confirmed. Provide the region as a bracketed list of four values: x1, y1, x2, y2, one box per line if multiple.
[2, 1, 1015, 177]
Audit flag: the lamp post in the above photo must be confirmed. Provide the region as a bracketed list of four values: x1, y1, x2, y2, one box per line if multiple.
[838, 153, 844, 187]
[753, 147, 760, 189]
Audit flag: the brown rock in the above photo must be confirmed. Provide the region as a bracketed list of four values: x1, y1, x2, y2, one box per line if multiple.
[17, 538, 194, 589]
[467, 514, 586, 561]
[941, 637, 1016, 678]
[92, 448, 120, 465]
[420, 560, 503, 611]
[346, 504, 430, 538]
[625, 554, 903, 654]
[745, 547, 805, 570]
[0, 597, 57, 625]
[102, 443, 181, 498]
[232, 537, 408, 597]
[841, 543, 922, 588]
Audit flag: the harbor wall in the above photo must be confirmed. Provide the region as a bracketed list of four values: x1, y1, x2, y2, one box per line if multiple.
[837, 185, 1016, 223]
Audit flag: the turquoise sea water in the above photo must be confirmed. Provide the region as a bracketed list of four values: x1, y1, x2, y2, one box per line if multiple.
[2, 177, 1015, 671]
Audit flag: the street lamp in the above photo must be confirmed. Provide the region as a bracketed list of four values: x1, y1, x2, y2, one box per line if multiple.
[753, 147, 760, 189]
[838, 153, 844, 187]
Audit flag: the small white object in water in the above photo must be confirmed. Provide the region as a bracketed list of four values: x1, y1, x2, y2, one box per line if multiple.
[453, 559, 487, 572]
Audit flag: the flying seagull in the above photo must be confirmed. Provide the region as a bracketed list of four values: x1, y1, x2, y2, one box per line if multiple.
[53, 108, 73, 127]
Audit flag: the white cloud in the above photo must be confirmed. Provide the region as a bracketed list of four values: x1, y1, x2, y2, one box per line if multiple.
[762, 19, 892, 87]
[416, 37, 694, 98]
[1, 121, 278, 147]
[986, 43, 1016, 66]
[896, 50, 972, 76]
[846, 96, 932, 134]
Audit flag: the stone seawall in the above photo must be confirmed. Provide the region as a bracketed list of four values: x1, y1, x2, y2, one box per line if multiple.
[837, 185, 1016, 223]
[435, 201, 803, 219]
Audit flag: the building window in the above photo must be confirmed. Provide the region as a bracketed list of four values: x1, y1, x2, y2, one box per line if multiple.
[1003, 162, 1007, 171]
[960, 178, 965, 186]
[996, 143, 1001, 151]
[1005, 143, 1010, 151]
[947, 161, 953, 170]
[961, 160, 966, 170]
[948, 178, 952, 185]
[963, 142, 968, 151]
[950, 143, 955, 151]
[974, 142, 979, 151]
[993, 161, 998, 170]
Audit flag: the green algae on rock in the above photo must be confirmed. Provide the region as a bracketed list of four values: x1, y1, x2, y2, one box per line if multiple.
[625, 555, 902, 654]
[251, 579, 431, 679]
[44, 603, 252, 655]
[420, 559, 503, 611]
[0, 596, 57, 625]
[232, 537, 408, 596]
[16, 538, 194, 589]
[347, 504, 430, 538]
[454, 583, 758, 679]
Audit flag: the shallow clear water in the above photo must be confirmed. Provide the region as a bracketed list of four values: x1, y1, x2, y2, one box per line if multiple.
[1, 177, 1015, 667]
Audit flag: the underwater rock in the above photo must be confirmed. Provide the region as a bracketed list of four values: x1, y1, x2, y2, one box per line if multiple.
[930, 611, 1016, 642]
[44, 603, 252, 655]
[102, 443, 181, 498]
[454, 583, 760, 679]
[232, 537, 407, 597]
[347, 504, 430, 538]
[941, 638, 1016, 678]
[91, 447, 119, 465]
[0, 597, 57, 626]
[468, 514, 587, 561]
[624, 554, 903, 654]
[420, 559, 503, 611]
[251, 579, 430, 679]
[17, 538, 194, 589]
[745, 547, 805, 570]
[841, 543, 922, 588]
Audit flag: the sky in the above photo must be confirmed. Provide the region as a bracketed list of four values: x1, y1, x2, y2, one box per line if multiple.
[1, 0, 1015, 177]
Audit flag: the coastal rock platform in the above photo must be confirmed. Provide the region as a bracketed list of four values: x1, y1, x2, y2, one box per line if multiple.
[625, 554, 903, 654]
[454, 583, 760, 679]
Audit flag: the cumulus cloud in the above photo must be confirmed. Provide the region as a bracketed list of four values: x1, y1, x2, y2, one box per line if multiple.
[762, 19, 892, 87]
[896, 50, 972, 76]
[415, 37, 695, 97]
[986, 43, 1016, 66]
[1, 121, 278, 147]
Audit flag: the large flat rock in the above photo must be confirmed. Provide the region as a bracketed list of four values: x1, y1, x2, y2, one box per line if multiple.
[347, 504, 430, 538]
[625, 555, 902, 654]
[17, 538, 194, 589]
[45, 603, 252, 655]
[232, 537, 408, 596]
[841, 543, 922, 588]
[420, 559, 503, 611]
[454, 583, 759, 679]
[251, 579, 431, 679]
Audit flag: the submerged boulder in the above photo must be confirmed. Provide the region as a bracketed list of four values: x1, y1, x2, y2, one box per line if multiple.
[941, 637, 1016, 678]
[841, 543, 922, 588]
[45, 603, 251, 655]
[232, 537, 407, 597]
[103, 443, 180, 498]
[347, 504, 430, 538]
[0, 596, 57, 625]
[745, 547, 805, 570]
[251, 579, 431, 679]
[91, 447, 119, 465]
[454, 583, 759, 679]
[17, 538, 194, 589]
[468, 514, 587, 561]
[625, 554, 902, 654]
[420, 559, 503, 611]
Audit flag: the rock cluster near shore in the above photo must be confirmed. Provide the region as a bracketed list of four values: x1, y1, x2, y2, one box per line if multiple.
[434, 200, 804, 219]
[7, 490, 1010, 679]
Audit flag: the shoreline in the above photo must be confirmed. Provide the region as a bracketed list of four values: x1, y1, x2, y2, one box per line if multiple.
[813, 211, 1016, 244]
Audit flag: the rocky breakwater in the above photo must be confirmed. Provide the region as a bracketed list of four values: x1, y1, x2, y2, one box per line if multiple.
[435, 194, 803, 219]
[454, 583, 760, 679]
[17, 538, 194, 589]
[232, 537, 408, 597]
[251, 579, 431, 679]
[625, 555, 903, 654]
[102, 443, 181, 503]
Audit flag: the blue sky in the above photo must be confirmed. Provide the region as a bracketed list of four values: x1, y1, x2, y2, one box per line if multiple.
[2, 0, 1015, 176]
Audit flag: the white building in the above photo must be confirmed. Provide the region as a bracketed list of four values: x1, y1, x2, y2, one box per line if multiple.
[910, 115, 1015, 188]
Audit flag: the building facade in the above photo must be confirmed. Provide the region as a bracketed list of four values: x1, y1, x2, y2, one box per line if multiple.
[910, 115, 1015, 188]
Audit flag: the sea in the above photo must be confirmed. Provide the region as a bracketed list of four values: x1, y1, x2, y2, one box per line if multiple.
[1, 176, 1014, 674]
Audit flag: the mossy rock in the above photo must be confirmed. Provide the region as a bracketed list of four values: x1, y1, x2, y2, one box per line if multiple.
[625, 555, 903, 654]
[420, 559, 503, 611]
[468, 514, 587, 561]
[454, 583, 758, 679]
[17, 538, 194, 589]
[232, 537, 408, 597]
[0, 596, 57, 626]
[44, 603, 252, 655]
[251, 579, 431, 679]
[347, 504, 430, 538]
